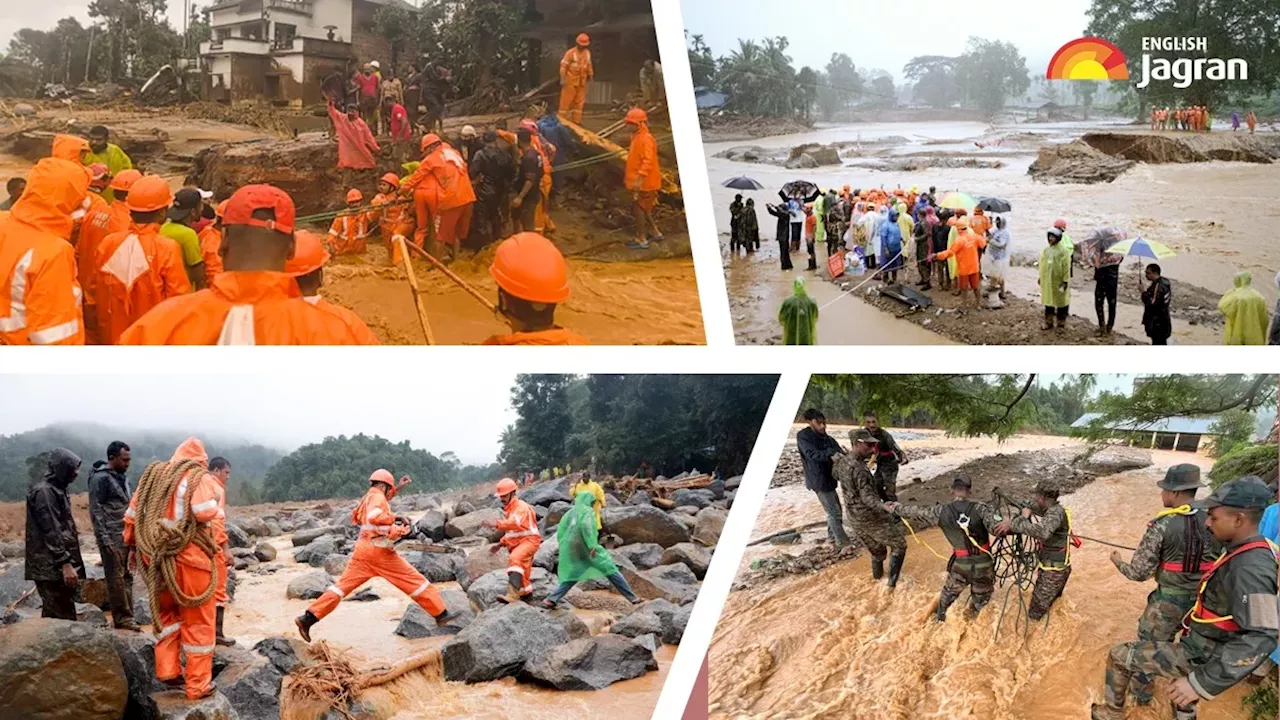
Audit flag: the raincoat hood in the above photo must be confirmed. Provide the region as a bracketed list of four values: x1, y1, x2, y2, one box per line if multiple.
[572, 491, 597, 510]
[889, 209, 899, 222]
[12, 158, 91, 240]
[792, 276, 808, 296]
[170, 437, 210, 467]
[1234, 271, 1252, 289]
[46, 447, 82, 489]
[51, 134, 89, 162]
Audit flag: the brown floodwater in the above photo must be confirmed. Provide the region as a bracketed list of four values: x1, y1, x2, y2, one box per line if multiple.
[711, 120, 1280, 345]
[710, 437, 1251, 719]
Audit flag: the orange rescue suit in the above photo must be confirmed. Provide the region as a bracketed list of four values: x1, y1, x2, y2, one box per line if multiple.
[302, 295, 381, 345]
[94, 223, 192, 345]
[328, 211, 371, 255]
[559, 47, 593, 123]
[625, 124, 662, 192]
[496, 496, 542, 595]
[210, 473, 229, 608]
[197, 225, 224, 282]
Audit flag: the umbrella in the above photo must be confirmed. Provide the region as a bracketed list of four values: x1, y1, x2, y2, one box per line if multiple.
[722, 176, 765, 191]
[977, 196, 1012, 213]
[1105, 235, 1177, 260]
[781, 180, 819, 199]
[939, 191, 977, 211]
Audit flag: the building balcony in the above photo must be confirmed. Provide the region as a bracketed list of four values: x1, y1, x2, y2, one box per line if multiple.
[269, 36, 353, 57]
[200, 37, 271, 56]
[208, 0, 313, 14]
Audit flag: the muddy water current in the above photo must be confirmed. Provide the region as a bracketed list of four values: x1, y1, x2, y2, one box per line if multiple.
[711, 439, 1250, 719]
[710, 120, 1280, 344]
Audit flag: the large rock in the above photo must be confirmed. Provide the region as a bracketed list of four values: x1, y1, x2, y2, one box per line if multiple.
[533, 536, 559, 571]
[109, 630, 170, 718]
[295, 535, 337, 565]
[725, 475, 743, 491]
[693, 508, 728, 546]
[466, 567, 556, 610]
[669, 606, 691, 644]
[671, 489, 715, 509]
[556, 612, 591, 640]
[441, 603, 569, 683]
[0, 540, 23, 559]
[1078, 447, 1154, 475]
[286, 571, 332, 600]
[541, 501, 572, 529]
[263, 519, 282, 537]
[445, 508, 504, 540]
[215, 653, 282, 720]
[638, 599, 687, 644]
[785, 152, 820, 170]
[414, 510, 448, 542]
[132, 574, 153, 625]
[626, 490, 652, 506]
[234, 516, 271, 538]
[641, 563, 700, 604]
[252, 543, 277, 563]
[460, 545, 508, 590]
[519, 478, 572, 507]
[610, 610, 662, 638]
[563, 588, 637, 614]
[322, 554, 350, 576]
[225, 522, 251, 549]
[393, 590, 473, 638]
[77, 602, 108, 627]
[291, 525, 342, 547]
[602, 506, 691, 548]
[521, 634, 657, 690]
[0, 619, 128, 720]
[148, 689, 237, 720]
[252, 636, 306, 675]
[709, 476, 726, 500]
[615, 543, 665, 570]
[406, 550, 463, 583]
[661, 543, 712, 579]
[0, 562, 37, 610]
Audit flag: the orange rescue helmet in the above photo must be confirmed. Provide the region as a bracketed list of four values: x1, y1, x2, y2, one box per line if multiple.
[495, 478, 519, 497]
[1053, 218, 1068, 230]
[624, 108, 648, 125]
[576, 33, 590, 47]
[489, 232, 570, 304]
[110, 169, 142, 193]
[380, 173, 401, 190]
[126, 175, 175, 213]
[369, 469, 395, 487]
[421, 133, 442, 153]
[215, 200, 229, 219]
[285, 230, 330, 276]
[346, 189, 363, 203]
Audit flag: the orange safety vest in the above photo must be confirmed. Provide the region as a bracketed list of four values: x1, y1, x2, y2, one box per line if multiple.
[496, 498, 540, 548]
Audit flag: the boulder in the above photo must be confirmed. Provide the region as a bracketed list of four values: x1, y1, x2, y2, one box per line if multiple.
[225, 522, 252, 549]
[610, 610, 662, 638]
[234, 516, 271, 538]
[1078, 447, 1154, 475]
[669, 605, 691, 644]
[521, 634, 657, 690]
[406, 550, 463, 583]
[0, 619, 128, 720]
[445, 508, 504, 540]
[453, 500, 477, 516]
[709, 476, 725, 499]
[641, 563, 700, 604]
[286, 571, 332, 600]
[349, 588, 379, 602]
[725, 475, 743, 490]
[672, 489, 715, 509]
[215, 653, 282, 720]
[0, 540, 23, 559]
[519, 478, 572, 507]
[0, 563, 38, 610]
[253, 543, 277, 563]
[229, 547, 257, 560]
[413, 510, 448, 542]
[726, 490, 736, 509]
[466, 567, 555, 610]
[77, 602, 108, 627]
[393, 590, 473, 638]
[633, 633, 662, 653]
[263, 519, 282, 537]
[441, 603, 569, 682]
[636, 599, 686, 644]
[602, 505, 691, 548]
[299, 535, 338, 566]
[615, 542, 665, 570]
[661, 543, 712, 579]
[533, 536, 559, 571]
[11, 103, 36, 118]
[693, 508, 728, 546]
[291, 525, 342, 547]
[213, 643, 258, 676]
[562, 588, 638, 614]
[626, 490, 652, 506]
[148, 690, 237, 720]
[541, 501, 573, 530]
[252, 636, 306, 675]
[460, 545, 508, 590]
[672, 513, 697, 533]
[616, 561, 671, 602]
[556, 612, 591, 640]
[675, 505, 699, 516]
[322, 554, 350, 576]
[784, 152, 820, 170]
[109, 630, 170, 717]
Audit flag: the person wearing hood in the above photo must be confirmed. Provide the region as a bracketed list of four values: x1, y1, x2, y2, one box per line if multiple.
[879, 208, 905, 285]
[0, 157, 91, 345]
[1269, 270, 1280, 345]
[766, 201, 793, 270]
[1039, 226, 1072, 331]
[913, 206, 936, 289]
[1217, 271, 1269, 345]
[51, 134, 90, 164]
[741, 197, 760, 252]
[543, 491, 642, 609]
[77, 164, 116, 342]
[1087, 234, 1125, 336]
[729, 193, 744, 253]
[286, 230, 380, 345]
[1140, 263, 1173, 345]
[822, 189, 840, 258]
[26, 447, 85, 620]
[931, 208, 953, 291]
[985, 216, 1011, 300]
[813, 192, 828, 257]
[88, 441, 141, 631]
[779, 276, 818, 345]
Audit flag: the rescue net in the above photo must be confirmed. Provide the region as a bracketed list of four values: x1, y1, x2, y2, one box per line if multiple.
[989, 489, 1043, 640]
[132, 459, 219, 634]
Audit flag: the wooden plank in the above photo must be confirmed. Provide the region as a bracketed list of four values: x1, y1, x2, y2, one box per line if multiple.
[558, 117, 681, 196]
[395, 236, 435, 345]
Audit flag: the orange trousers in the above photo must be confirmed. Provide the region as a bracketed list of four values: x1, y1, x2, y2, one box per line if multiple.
[436, 204, 474, 253]
[413, 188, 438, 250]
[307, 541, 446, 621]
[215, 550, 229, 606]
[535, 175, 555, 233]
[383, 219, 416, 265]
[154, 564, 216, 700]
[560, 84, 586, 124]
[506, 537, 541, 595]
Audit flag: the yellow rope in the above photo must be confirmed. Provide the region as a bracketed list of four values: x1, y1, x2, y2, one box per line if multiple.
[133, 460, 219, 634]
[900, 517, 949, 560]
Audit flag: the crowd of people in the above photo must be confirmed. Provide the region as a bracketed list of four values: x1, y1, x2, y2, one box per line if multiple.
[733, 184, 1280, 346]
[1147, 104, 1259, 134]
[794, 409, 1279, 720]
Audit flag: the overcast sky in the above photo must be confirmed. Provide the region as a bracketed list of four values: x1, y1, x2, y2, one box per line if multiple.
[682, 0, 1095, 83]
[0, 373, 519, 464]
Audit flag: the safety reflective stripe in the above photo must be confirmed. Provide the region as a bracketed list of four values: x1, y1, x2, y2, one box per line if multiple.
[360, 524, 391, 534]
[215, 508, 225, 519]
[124, 507, 136, 519]
[507, 565, 527, 577]
[191, 499, 219, 513]
[217, 305, 256, 345]
[325, 585, 345, 599]
[28, 317, 79, 345]
[409, 580, 431, 598]
[365, 507, 383, 520]
[173, 477, 190, 523]
[101, 233, 151, 288]
[156, 623, 181, 640]
[182, 643, 215, 655]
[0, 249, 34, 334]
[503, 529, 539, 539]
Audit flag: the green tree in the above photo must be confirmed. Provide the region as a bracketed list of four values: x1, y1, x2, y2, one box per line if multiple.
[717, 37, 802, 117]
[1075, 80, 1099, 119]
[818, 52, 862, 119]
[904, 55, 959, 108]
[955, 39, 1030, 115]
[1207, 409, 1258, 458]
[686, 32, 716, 88]
[872, 75, 896, 108]
[261, 433, 460, 501]
[795, 66, 817, 121]
[498, 374, 576, 473]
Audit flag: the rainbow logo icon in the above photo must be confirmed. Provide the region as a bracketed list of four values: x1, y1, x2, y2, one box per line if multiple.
[1046, 38, 1130, 81]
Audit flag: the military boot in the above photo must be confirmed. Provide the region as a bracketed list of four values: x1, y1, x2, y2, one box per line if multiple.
[870, 557, 885, 580]
[886, 552, 906, 588]
[215, 607, 236, 646]
[295, 610, 319, 643]
[495, 572, 525, 604]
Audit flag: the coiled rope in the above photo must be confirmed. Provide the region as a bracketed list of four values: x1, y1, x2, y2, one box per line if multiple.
[133, 459, 219, 633]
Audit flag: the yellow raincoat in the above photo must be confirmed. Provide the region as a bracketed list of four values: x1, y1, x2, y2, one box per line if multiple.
[1218, 271, 1270, 345]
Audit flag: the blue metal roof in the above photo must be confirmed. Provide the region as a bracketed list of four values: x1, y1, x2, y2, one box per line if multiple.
[694, 88, 727, 110]
[1071, 413, 1219, 434]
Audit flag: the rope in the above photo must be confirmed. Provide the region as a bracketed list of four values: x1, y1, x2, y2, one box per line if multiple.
[900, 517, 949, 560]
[133, 459, 219, 634]
[1074, 534, 1138, 552]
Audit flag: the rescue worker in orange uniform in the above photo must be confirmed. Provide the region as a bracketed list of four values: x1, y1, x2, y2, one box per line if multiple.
[329, 189, 372, 255]
[522, 119, 558, 234]
[484, 232, 588, 345]
[401, 134, 476, 259]
[76, 165, 116, 343]
[0, 157, 90, 345]
[208, 456, 235, 647]
[286, 230, 380, 345]
[485, 478, 543, 603]
[370, 172, 414, 263]
[623, 108, 664, 250]
[559, 33, 593, 124]
[197, 201, 228, 283]
[106, 169, 142, 234]
[122, 438, 222, 700]
[402, 134, 446, 250]
[118, 184, 378, 345]
[927, 216, 988, 309]
[296, 470, 455, 641]
[51, 134, 90, 164]
[94, 175, 192, 345]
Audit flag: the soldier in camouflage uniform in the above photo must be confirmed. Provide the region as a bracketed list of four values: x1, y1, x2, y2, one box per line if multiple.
[834, 428, 907, 587]
[888, 475, 1001, 620]
[1110, 464, 1217, 707]
[995, 481, 1074, 620]
[863, 412, 908, 502]
[1092, 477, 1279, 720]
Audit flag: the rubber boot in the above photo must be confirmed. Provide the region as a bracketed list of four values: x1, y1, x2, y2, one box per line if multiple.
[495, 572, 524, 604]
[215, 607, 236, 646]
[870, 556, 885, 580]
[295, 610, 319, 643]
[935, 591, 958, 622]
[886, 552, 906, 588]
[433, 608, 460, 627]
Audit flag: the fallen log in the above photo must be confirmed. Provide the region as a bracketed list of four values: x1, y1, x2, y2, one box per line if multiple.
[651, 497, 676, 510]
[747, 521, 827, 547]
[558, 117, 681, 196]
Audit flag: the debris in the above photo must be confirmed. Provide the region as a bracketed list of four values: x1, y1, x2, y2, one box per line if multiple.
[1028, 139, 1136, 184]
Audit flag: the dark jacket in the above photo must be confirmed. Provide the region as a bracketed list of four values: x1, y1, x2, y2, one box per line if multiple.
[25, 448, 85, 582]
[88, 460, 131, 551]
[1142, 277, 1173, 340]
[796, 427, 842, 492]
[767, 204, 790, 243]
[470, 144, 513, 202]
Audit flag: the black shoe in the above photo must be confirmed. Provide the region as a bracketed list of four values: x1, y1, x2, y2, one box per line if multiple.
[215, 607, 236, 646]
[295, 611, 318, 643]
[433, 609, 460, 627]
[871, 558, 885, 580]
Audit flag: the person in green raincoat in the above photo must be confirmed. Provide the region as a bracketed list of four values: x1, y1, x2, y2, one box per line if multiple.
[813, 192, 827, 249]
[1217, 271, 1270, 345]
[1040, 227, 1072, 331]
[543, 492, 643, 609]
[779, 276, 818, 345]
[84, 126, 133, 204]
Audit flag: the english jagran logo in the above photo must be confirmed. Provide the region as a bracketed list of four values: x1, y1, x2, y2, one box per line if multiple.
[1047, 36, 1249, 89]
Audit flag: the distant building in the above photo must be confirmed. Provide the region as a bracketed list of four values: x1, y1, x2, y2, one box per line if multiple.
[199, 0, 406, 106]
[1071, 413, 1221, 453]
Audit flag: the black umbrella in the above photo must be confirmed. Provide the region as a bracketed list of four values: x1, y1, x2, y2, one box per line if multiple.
[781, 180, 819, 199]
[977, 196, 1013, 213]
[721, 176, 765, 191]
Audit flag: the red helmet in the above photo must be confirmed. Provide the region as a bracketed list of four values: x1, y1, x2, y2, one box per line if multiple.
[1053, 218, 1067, 230]
[576, 33, 590, 47]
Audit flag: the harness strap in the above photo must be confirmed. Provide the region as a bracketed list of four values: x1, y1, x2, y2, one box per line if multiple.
[1184, 540, 1276, 633]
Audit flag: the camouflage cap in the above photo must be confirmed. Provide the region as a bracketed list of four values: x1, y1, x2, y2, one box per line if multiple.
[951, 475, 972, 489]
[1156, 463, 1204, 492]
[849, 428, 880, 445]
[1034, 480, 1059, 498]
[1199, 476, 1274, 510]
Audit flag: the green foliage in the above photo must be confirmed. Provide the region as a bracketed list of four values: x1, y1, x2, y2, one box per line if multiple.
[1078, 375, 1278, 441]
[1208, 443, 1279, 489]
[687, 33, 716, 88]
[500, 375, 778, 478]
[954, 39, 1030, 116]
[261, 433, 478, 502]
[1207, 409, 1258, 458]
[716, 37, 802, 117]
[816, 53, 863, 120]
[1243, 668, 1278, 720]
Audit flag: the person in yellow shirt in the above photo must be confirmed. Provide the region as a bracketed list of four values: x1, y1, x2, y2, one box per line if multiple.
[571, 474, 606, 533]
[85, 126, 134, 204]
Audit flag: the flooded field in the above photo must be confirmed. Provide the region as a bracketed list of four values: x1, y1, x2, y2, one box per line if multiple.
[709, 432, 1252, 719]
[710, 119, 1280, 345]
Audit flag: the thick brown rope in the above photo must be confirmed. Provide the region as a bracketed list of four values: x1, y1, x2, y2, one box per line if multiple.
[133, 459, 220, 633]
